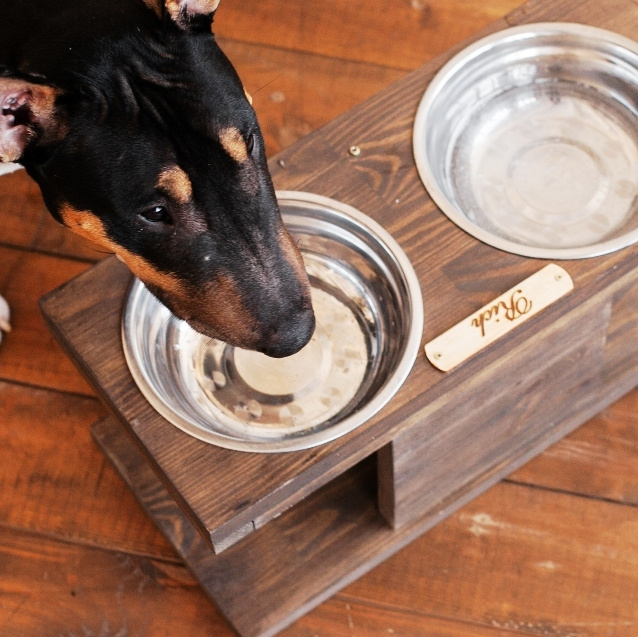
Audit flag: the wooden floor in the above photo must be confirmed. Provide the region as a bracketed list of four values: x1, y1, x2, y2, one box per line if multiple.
[2, 0, 638, 635]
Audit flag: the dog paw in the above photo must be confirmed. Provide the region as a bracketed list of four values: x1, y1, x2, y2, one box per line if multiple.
[0, 294, 11, 341]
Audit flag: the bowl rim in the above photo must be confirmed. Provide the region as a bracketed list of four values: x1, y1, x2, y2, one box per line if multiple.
[413, 22, 638, 260]
[122, 190, 424, 453]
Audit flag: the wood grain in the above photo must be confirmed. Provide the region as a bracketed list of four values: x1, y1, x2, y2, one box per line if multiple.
[220, 39, 405, 157]
[40, 0, 638, 559]
[345, 480, 638, 634]
[380, 299, 610, 528]
[4, 0, 638, 635]
[0, 525, 225, 637]
[0, 381, 175, 558]
[510, 389, 638, 504]
[94, 414, 638, 637]
[0, 246, 93, 395]
[215, 0, 522, 71]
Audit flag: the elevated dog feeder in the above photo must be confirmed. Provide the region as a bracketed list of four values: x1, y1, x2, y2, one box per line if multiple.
[40, 1, 638, 635]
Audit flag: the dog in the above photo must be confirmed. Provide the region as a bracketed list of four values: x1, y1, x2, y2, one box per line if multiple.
[0, 0, 315, 357]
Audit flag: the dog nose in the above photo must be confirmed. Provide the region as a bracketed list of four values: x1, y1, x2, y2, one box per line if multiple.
[259, 305, 316, 358]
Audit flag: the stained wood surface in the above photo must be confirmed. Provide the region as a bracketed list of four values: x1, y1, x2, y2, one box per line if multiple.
[3, 0, 638, 635]
[40, 0, 638, 557]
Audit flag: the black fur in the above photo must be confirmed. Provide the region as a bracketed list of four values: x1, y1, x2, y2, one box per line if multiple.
[1, 0, 315, 357]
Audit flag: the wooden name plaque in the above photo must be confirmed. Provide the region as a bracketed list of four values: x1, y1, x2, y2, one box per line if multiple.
[426, 264, 574, 371]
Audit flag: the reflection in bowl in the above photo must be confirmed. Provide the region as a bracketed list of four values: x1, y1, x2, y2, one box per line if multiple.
[122, 192, 423, 452]
[414, 23, 638, 259]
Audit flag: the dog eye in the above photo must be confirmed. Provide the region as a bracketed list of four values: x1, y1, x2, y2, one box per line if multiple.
[139, 205, 172, 224]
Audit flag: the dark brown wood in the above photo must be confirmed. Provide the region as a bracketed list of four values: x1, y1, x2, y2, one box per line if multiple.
[5, 0, 638, 635]
[0, 245, 94, 395]
[92, 414, 588, 637]
[215, 0, 522, 71]
[378, 298, 610, 528]
[40, 0, 638, 560]
[381, 270, 638, 527]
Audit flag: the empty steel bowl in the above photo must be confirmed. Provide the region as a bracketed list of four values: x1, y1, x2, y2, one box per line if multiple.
[122, 191, 423, 452]
[414, 23, 638, 258]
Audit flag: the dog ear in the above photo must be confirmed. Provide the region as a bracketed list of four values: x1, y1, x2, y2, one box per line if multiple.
[0, 78, 63, 163]
[143, 0, 220, 30]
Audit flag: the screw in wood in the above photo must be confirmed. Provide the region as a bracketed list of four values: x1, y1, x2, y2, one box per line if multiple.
[349, 145, 362, 157]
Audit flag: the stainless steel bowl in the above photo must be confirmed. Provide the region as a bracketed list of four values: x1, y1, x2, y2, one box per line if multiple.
[122, 191, 423, 452]
[414, 23, 638, 259]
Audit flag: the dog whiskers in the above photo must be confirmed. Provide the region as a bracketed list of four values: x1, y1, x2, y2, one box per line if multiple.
[250, 74, 284, 98]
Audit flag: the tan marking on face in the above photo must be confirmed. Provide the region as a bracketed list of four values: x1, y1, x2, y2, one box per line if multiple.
[164, 0, 182, 21]
[158, 166, 192, 204]
[59, 204, 185, 296]
[60, 203, 258, 346]
[187, 274, 257, 344]
[220, 127, 248, 163]
[59, 204, 115, 249]
[141, 0, 162, 17]
[165, 0, 220, 22]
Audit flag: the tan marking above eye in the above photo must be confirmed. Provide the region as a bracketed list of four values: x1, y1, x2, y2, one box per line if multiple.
[158, 166, 193, 204]
[164, 0, 220, 22]
[141, 0, 162, 17]
[219, 127, 248, 163]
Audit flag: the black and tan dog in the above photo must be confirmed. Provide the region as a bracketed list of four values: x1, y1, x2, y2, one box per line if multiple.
[0, 0, 315, 357]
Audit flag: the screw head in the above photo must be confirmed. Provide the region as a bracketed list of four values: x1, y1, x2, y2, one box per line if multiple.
[349, 145, 361, 157]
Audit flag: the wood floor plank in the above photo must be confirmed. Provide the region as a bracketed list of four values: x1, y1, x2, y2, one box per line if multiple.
[0, 525, 226, 637]
[215, 0, 523, 72]
[220, 39, 405, 156]
[0, 381, 175, 559]
[0, 246, 94, 395]
[509, 388, 638, 504]
[0, 523, 530, 637]
[343, 481, 638, 635]
[282, 599, 525, 637]
[0, 170, 105, 262]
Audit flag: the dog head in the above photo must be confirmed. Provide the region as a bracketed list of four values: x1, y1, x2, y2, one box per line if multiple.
[0, 0, 314, 357]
